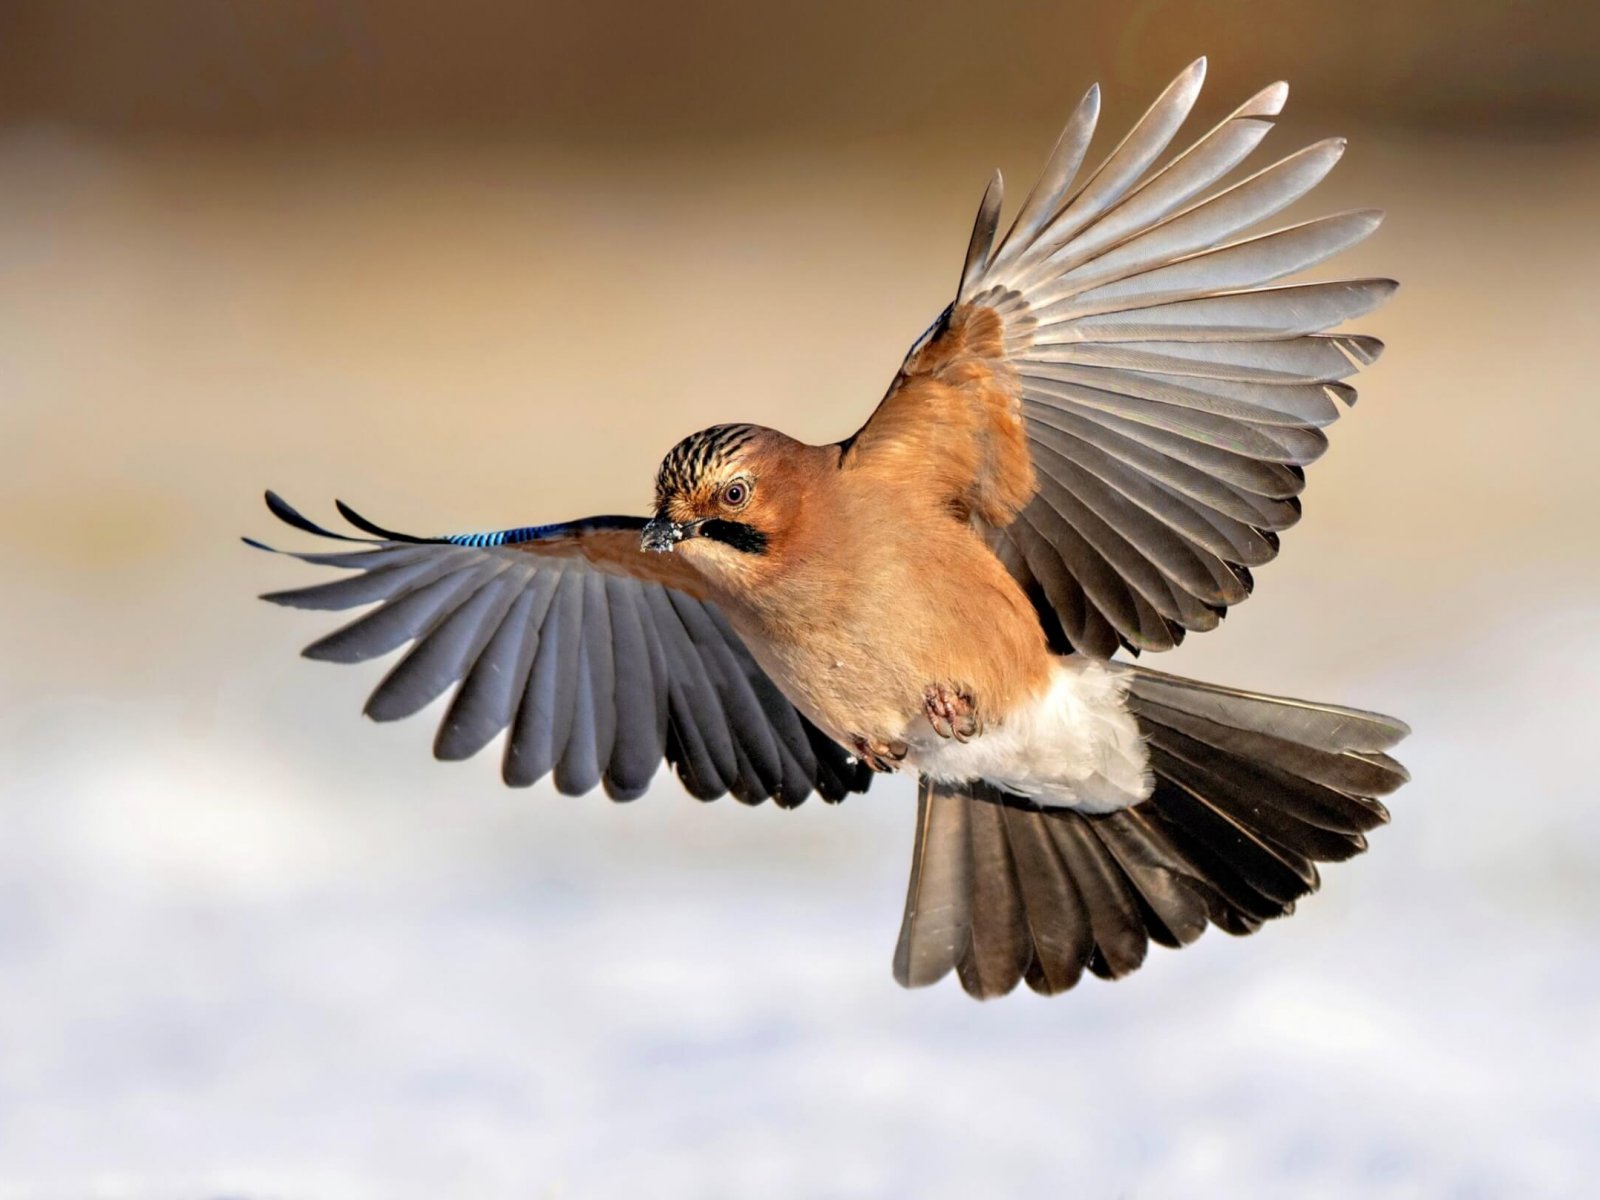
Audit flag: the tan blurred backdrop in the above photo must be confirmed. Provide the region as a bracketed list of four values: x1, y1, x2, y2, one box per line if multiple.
[2, 3, 1598, 1197]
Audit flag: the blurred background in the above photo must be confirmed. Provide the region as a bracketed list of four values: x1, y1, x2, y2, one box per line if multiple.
[3, 1, 1597, 1196]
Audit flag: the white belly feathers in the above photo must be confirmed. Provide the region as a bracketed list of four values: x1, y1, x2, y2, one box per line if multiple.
[904, 657, 1153, 813]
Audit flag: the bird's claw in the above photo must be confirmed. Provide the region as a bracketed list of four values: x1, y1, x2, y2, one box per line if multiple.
[850, 735, 908, 773]
[924, 683, 981, 742]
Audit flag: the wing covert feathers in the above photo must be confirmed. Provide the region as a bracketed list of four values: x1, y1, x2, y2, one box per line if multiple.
[249, 493, 871, 807]
[892, 666, 1408, 998]
[863, 57, 1393, 658]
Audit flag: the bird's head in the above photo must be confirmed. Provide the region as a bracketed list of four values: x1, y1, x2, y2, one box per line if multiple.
[642, 423, 806, 584]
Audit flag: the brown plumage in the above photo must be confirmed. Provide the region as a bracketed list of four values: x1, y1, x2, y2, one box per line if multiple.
[249, 59, 1410, 998]
[658, 419, 1050, 767]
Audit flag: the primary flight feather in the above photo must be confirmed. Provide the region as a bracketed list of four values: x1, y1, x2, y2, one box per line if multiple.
[250, 58, 1409, 998]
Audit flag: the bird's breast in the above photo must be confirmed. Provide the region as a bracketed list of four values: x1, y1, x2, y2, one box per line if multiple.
[711, 522, 1054, 758]
[735, 618, 903, 751]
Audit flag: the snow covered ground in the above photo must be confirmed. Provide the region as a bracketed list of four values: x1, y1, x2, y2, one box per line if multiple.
[3, 629, 1596, 1198]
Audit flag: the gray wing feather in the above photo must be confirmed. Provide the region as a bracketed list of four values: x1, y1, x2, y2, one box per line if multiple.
[302, 560, 500, 664]
[1024, 405, 1288, 556]
[1047, 333, 1382, 385]
[505, 568, 584, 787]
[1009, 58, 1208, 287]
[1037, 441, 1252, 600]
[249, 496, 870, 806]
[986, 83, 1100, 277]
[554, 571, 614, 795]
[1035, 139, 1350, 302]
[948, 61, 1393, 656]
[1030, 365, 1347, 426]
[957, 171, 1004, 299]
[1031, 82, 1286, 279]
[1058, 279, 1395, 342]
[667, 591, 787, 800]
[602, 577, 665, 800]
[435, 575, 554, 761]
[365, 565, 525, 722]
[649, 586, 741, 793]
[1061, 211, 1384, 316]
[263, 552, 456, 610]
[1034, 455, 1223, 629]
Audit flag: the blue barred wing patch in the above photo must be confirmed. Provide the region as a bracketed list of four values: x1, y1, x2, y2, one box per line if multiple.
[442, 515, 647, 550]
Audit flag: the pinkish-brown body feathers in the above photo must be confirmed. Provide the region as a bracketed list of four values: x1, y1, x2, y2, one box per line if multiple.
[670, 304, 1052, 754]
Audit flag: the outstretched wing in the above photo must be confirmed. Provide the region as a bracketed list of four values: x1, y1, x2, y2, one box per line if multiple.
[247, 492, 872, 806]
[846, 58, 1394, 658]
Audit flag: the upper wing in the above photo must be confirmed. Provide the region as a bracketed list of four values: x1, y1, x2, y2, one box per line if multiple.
[846, 58, 1394, 658]
[247, 492, 873, 806]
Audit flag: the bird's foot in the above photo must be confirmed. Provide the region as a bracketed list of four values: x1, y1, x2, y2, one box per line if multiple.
[850, 735, 908, 774]
[923, 682, 981, 742]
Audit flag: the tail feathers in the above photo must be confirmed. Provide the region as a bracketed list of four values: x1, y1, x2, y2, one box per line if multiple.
[893, 668, 1409, 998]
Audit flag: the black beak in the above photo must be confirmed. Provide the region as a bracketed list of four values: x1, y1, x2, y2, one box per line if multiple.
[641, 516, 697, 553]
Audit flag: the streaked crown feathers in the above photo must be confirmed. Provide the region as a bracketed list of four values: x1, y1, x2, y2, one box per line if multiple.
[654, 423, 761, 509]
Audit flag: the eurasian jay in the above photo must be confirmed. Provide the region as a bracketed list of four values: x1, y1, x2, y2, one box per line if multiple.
[249, 59, 1409, 998]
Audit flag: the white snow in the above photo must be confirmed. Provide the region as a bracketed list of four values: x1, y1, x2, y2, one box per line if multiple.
[0, 631, 1595, 1199]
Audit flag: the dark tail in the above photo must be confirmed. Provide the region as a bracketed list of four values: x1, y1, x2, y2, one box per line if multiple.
[893, 666, 1410, 999]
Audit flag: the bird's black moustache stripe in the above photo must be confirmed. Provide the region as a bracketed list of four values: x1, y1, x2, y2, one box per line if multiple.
[698, 519, 768, 555]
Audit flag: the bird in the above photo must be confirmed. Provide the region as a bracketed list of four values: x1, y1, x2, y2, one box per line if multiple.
[248, 57, 1410, 999]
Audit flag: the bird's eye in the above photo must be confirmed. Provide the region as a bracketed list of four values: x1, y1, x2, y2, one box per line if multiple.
[721, 480, 751, 508]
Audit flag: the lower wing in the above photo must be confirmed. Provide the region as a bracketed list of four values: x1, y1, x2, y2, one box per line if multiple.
[247, 492, 873, 806]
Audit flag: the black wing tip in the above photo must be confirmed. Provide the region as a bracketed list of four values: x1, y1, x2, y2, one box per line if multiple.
[335, 498, 438, 544]
[255, 488, 443, 546]
[260, 488, 374, 543]
[264, 488, 316, 530]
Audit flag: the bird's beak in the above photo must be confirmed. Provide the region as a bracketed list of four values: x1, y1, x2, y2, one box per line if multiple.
[641, 516, 698, 553]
